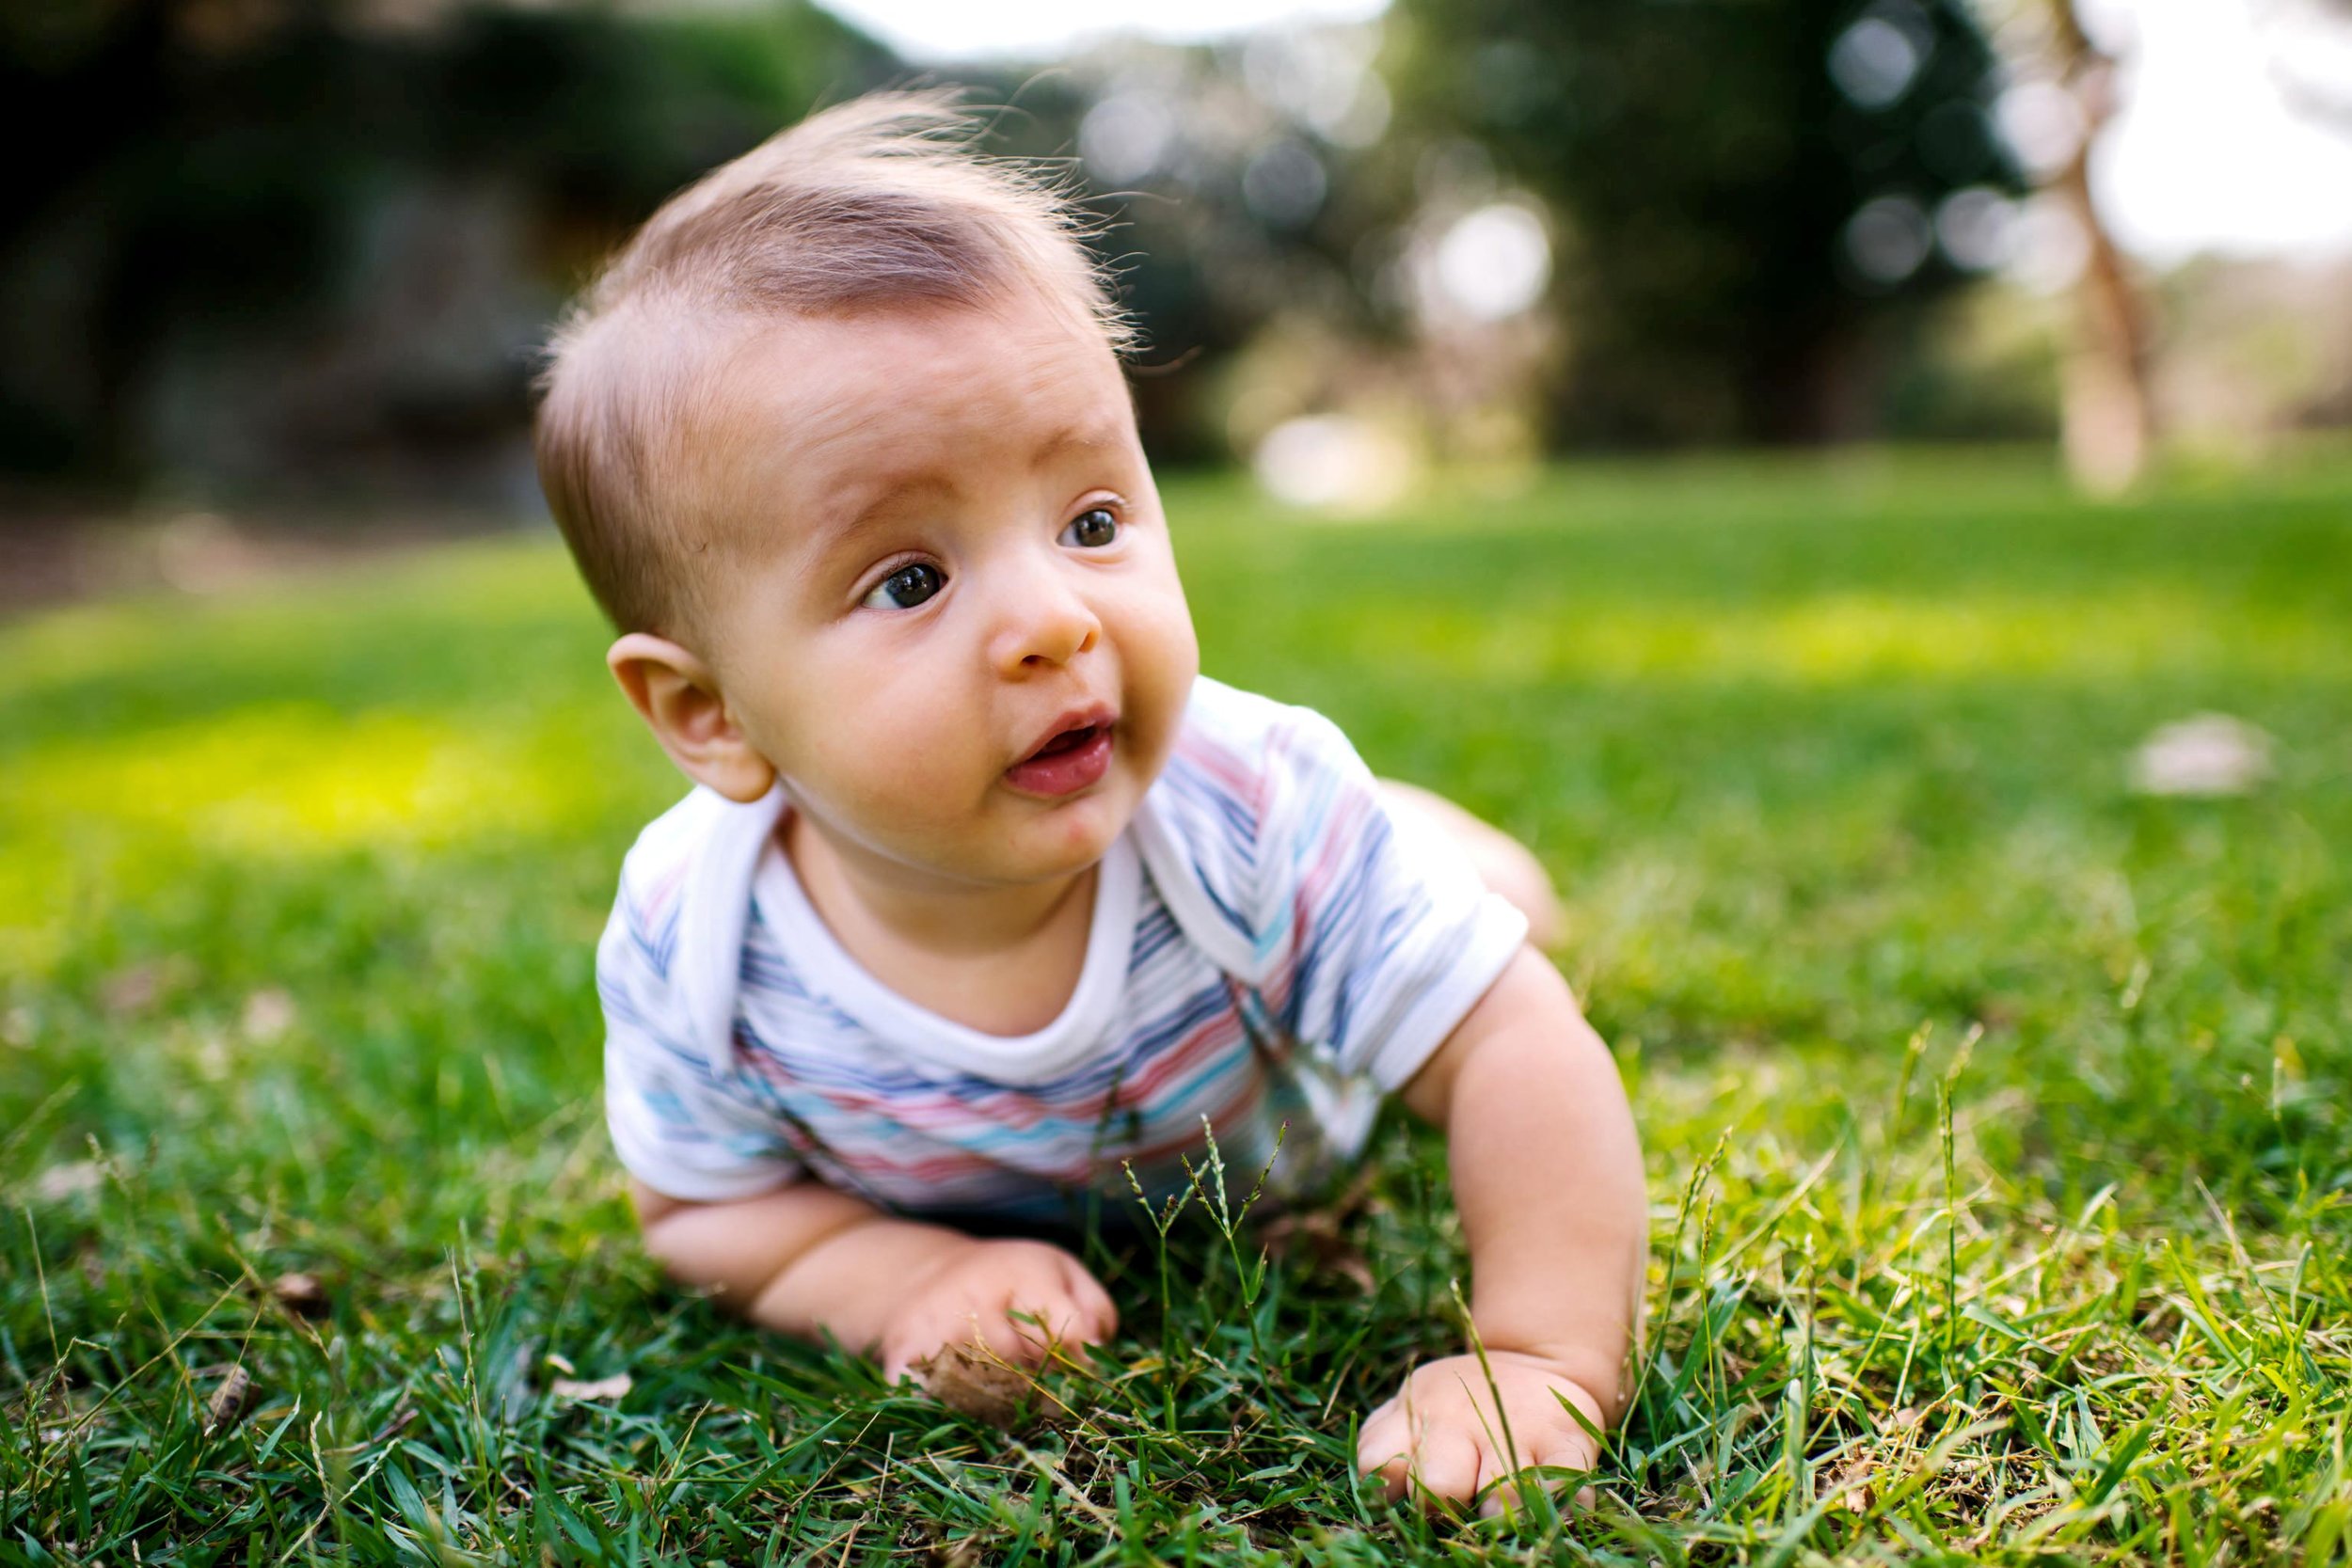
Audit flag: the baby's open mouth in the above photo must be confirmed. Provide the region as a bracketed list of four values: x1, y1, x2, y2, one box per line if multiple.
[1025, 723, 1102, 761]
[1005, 711, 1119, 797]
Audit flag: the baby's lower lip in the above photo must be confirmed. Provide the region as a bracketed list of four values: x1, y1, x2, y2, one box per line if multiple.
[1004, 725, 1114, 797]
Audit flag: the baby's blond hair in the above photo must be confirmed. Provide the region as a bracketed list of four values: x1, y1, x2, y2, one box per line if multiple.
[533, 90, 1133, 637]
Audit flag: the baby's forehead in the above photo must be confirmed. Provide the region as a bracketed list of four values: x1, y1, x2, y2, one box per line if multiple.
[672, 298, 1139, 546]
[705, 302, 1135, 469]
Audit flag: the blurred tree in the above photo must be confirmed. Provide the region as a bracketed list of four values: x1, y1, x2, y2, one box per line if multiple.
[0, 0, 894, 493]
[1381, 0, 2023, 446]
[2025, 0, 2157, 495]
[961, 53, 1394, 467]
[1969, 0, 2162, 493]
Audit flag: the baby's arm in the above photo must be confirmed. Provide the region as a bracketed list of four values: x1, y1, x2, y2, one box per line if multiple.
[1357, 944, 1647, 1515]
[629, 1180, 1116, 1382]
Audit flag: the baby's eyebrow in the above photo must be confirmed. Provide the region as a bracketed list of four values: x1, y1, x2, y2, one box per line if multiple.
[803, 476, 949, 562]
[792, 423, 1130, 576]
[1028, 422, 1122, 465]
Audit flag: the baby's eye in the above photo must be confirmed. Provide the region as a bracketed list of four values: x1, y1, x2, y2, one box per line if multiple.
[1059, 507, 1120, 549]
[862, 562, 944, 610]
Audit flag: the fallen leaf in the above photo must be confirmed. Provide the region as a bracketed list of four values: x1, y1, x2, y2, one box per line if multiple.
[914, 1342, 1034, 1428]
[270, 1272, 327, 1315]
[204, 1366, 252, 1435]
[1831, 1458, 1878, 1512]
[2130, 714, 2273, 798]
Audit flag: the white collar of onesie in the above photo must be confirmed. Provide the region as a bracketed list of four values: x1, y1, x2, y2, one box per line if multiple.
[751, 800, 1144, 1084]
[670, 783, 1148, 1087]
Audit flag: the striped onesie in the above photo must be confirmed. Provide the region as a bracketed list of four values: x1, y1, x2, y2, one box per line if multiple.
[597, 674, 1530, 1225]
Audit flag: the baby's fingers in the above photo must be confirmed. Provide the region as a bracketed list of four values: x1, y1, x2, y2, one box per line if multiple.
[1007, 1294, 1110, 1367]
[887, 1301, 1048, 1383]
[1057, 1259, 1119, 1345]
[1475, 1466, 1598, 1521]
[882, 1306, 988, 1384]
[1474, 1431, 1601, 1520]
[964, 1306, 1057, 1369]
[1404, 1431, 1485, 1513]
[1474, 1465, 1563, 1522]
[1359, 1402, 1486, 1513]
[1357, 1400, 1412, 1501]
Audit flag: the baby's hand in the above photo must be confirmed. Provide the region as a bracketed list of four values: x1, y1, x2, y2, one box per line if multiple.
[1358, 1351, 1605, 1518]
[879, 1237, 1117, 1386]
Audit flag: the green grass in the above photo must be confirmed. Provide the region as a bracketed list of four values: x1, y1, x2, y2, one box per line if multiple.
[4, 447, 2349, 1563]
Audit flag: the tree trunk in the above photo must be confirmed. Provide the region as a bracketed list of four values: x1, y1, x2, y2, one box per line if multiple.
[2046, 0, 2158, 495]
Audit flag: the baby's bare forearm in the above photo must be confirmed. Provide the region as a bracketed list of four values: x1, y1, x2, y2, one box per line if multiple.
[1404, 950, 1647, 1421]
[1449, 1008, 1646, 1418]
[631, 1179, 973, 1353]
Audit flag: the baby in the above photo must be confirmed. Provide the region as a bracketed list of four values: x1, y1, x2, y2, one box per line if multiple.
[532, 91, 1647, 1515]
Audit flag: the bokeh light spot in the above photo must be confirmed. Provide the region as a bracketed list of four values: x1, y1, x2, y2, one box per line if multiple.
[1936, 185, 2018, 271]
[1080, 91, 1178, 186]
[1242, 137, 1328, 228]
[1251, 414, 1412, 510]
[1844, 194, 1934, 284]
[1829, 16, 1923, 109]
[1425, 201, 1552, 322]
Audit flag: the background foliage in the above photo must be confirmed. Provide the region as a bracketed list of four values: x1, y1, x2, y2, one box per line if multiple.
[0, 0, 2035, 495]
[1383, 0, 2020, 444]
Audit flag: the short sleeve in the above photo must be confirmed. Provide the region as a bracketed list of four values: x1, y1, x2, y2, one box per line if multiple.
[1250, 706, 1531, 1091]
[598, 859, 802, 1203]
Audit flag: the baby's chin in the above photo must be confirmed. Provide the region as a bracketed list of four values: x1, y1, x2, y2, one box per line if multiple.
[983, 781, 1138, 879]
[1009, 806, 1132, 881]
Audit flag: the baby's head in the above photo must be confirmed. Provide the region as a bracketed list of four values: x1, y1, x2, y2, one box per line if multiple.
[535, 92, 1199, 892]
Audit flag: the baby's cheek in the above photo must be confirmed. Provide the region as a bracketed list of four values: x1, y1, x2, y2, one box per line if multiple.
[866, 743, 992, 825]
[791, 720, 985, 843]
[1113, 585, 1195, 709]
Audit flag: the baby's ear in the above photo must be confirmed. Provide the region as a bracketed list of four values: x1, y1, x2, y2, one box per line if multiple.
[607, 633, 777, 802]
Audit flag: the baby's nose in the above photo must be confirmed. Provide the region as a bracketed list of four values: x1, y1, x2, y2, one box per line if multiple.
[993, 578, 1101, 673]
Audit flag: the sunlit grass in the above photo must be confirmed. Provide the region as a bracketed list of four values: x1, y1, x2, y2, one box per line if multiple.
[0, 697, 628, 974]
[3, 448, 2348, 1563]
[1333, 585, 2345, 686]
[0, 537, 647, 973]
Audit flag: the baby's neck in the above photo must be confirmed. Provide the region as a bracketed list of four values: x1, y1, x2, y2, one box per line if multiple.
[781, 808, 1094, 960]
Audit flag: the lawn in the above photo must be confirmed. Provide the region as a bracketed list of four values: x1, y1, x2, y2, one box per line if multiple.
[3, 449, 2348, 1564]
